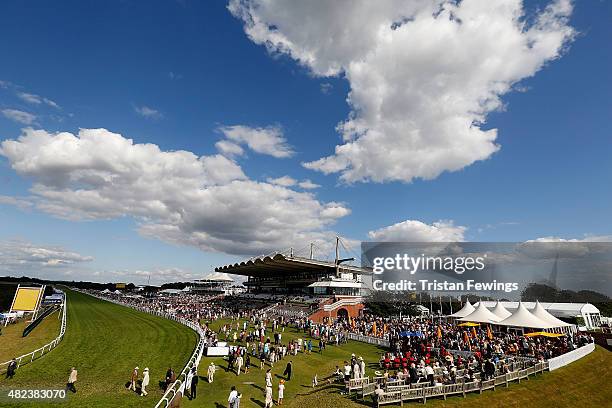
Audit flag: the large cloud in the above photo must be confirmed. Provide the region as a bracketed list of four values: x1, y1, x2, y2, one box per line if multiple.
[368, 219, 466, 242]
[0, 240, 93, 272]
[0, 128, 349, 255]
[229, 0, 575, 183]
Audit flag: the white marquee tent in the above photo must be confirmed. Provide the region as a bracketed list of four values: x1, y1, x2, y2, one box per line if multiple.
[458, 302, 503, 324]
[490, 301, 512, 320]
[496, 302, 555, 329]
[448, 300, 475, 318]
[531, 301, 572, 328]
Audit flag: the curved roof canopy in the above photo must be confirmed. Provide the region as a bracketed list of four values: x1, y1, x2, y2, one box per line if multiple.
[458, 302, 503, 324]
[215, 253, 371, 278]
[449, 300, 475, 318]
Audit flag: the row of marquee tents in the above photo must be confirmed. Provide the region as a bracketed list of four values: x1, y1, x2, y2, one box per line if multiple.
[449, 300, 574, 332]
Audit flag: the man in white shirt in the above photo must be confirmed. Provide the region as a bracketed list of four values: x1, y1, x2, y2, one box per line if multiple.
[228, 386, 238, 408]
[424, 365, 435, 386]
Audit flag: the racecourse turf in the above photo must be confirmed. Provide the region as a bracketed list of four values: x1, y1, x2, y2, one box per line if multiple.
[184, 319, 612, 408]
[0, 289, 197, 407]
[0, 310, 60, 364]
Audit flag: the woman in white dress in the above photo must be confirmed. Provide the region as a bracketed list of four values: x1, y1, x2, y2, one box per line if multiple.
[278, 379, 285, 405]
[264, 385, 273, 408]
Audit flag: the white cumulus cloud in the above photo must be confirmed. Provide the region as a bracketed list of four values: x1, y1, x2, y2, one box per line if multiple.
[218, 125, 294, 158]
[266, 175, 297, 187]
[368, 219, 466, 242]
[230, 0, 575, 183]
[0, 128, 349, 255]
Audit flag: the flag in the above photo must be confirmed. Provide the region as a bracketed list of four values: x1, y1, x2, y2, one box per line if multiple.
[471, 326, 477, 338]
[487, 325, 493, 340]
[437, 326, 442, 339]
[372, 321, 377, 336]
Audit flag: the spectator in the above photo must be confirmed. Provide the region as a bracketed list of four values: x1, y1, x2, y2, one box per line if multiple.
[67, 367, 78, 393]
[208, 362, 216, 383]
[189, 367, 198, 400]
[141, 368, 149, 396]
[228, 386, 238, 408]
[278, 379, 285, 405]
[5, 358, 17, 379]
[128, 366, 139, 392]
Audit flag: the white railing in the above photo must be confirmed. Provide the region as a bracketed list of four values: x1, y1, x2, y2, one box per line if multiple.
[346, 332, 390, 347]
[547, 342, 595, 371]
[76, 290, 205, 408]
[323, 297, 364, 312]
[373, 361, 550, 406]
[0, 291, 67, 374]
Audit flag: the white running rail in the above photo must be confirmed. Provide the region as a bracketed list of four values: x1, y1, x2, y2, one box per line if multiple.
[76, 290, 205, 408]
[0, 291, 67, 374]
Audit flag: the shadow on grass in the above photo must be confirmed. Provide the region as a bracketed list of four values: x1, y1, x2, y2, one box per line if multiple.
[250, 397, 265, 407]
[250, 383, 264, 391]
[295, 383, 344, 396]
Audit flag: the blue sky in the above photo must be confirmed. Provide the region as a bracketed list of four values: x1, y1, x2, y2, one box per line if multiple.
[0, 0, 610, 284]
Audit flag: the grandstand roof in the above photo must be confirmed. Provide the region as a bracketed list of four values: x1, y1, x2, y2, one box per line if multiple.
[215, 253, 372, 278]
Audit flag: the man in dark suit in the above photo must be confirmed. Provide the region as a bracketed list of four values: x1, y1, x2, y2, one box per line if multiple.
[283, 361, 293, 381]
[190, 367, 198, 400]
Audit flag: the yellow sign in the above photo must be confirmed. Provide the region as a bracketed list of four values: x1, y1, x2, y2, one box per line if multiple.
[12, 287, 43, 312]
[115, 283, 126, 289]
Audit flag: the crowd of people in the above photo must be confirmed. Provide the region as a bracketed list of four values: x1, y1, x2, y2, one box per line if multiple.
[85, 289, 596, 407]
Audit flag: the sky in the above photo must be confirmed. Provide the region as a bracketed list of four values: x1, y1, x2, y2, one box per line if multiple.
[0, 0, 611, 286]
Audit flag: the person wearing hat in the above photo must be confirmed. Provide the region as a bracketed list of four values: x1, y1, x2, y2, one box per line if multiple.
[129, 366, 139, 392]
[141, 368, 149, 396]
[359, 357, 366, 378]
[207, 362, 216, 383]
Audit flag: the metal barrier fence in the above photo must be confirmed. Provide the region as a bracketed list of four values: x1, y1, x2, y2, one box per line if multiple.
[0, 291, 67, 374]
[77, 290, 205, 408]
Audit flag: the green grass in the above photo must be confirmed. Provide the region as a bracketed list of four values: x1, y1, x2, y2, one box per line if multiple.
[183, 319, 612, 408]
[0, 289, 197, 407]
[182, 318, 387, 408]
[0, 309, 61, 363]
